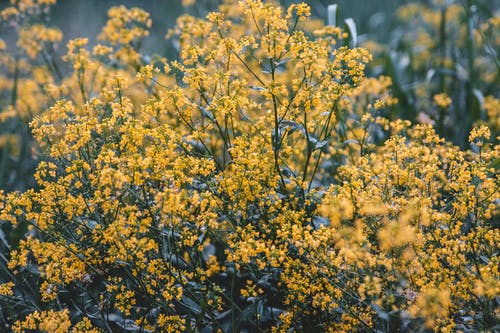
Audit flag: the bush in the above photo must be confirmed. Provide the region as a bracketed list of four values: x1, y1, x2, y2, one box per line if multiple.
[0, 0, 498, 332]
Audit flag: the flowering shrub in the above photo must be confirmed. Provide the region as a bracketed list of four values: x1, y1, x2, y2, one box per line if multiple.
[0, 0, 499, 332]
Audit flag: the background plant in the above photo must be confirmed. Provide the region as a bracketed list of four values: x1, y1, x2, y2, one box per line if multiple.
[361, 0, 500, 146]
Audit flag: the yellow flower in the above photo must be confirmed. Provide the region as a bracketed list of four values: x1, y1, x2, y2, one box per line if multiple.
[409, 287, 452, 328]
[13, 309, 72, 333]
[433, 92, 452, 109]
[469, 125, 491, 146]
[182, 0, 195, 6]
[0, 281, 15, 296]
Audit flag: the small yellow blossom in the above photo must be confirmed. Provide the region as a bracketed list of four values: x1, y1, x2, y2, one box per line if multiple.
[0, 282, 15, 296]
[433, 92, 452, 109]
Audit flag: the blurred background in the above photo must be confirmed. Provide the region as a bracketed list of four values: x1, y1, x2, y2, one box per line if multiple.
[0, 0, 447, 56]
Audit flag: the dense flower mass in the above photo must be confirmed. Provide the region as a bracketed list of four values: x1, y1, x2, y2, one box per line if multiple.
[0, 0, 498, 332]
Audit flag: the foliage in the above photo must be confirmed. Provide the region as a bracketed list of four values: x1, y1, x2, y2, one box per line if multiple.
[0, 0, 498, 332]
[362, 0, 500, 146]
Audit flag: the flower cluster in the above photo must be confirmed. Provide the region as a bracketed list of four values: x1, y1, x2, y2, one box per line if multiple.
[0, 0, 498, 332]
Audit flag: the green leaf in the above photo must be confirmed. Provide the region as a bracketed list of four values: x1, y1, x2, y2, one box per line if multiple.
[344, 18, 357, 47]
[488, 157, 500, 171]
[327, 4, 338, 27]
[472, 88, 485, 120]
[0, 228, 10, 250]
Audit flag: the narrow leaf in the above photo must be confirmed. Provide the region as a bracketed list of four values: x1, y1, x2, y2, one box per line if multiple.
[327, 4, 338, 27]
[344, 18, 357, 47]
[314, 139, 328, 151]
[199, 106, 216, 122]
[0, 228, 10, 250]
[488, 157, 500, 171]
